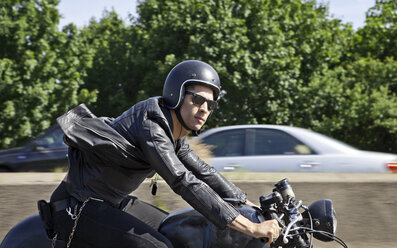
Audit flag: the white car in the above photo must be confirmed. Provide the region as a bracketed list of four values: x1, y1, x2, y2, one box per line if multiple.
[193, 125, 397, 173]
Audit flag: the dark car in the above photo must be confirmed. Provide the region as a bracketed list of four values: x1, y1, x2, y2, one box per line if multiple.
[0, 125, 68, 172]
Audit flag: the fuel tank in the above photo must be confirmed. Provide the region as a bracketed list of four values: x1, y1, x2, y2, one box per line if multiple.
[159, 201, 269, 248]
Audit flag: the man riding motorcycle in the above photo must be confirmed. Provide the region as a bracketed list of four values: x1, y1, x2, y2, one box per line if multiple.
[46, 60, 280, 247]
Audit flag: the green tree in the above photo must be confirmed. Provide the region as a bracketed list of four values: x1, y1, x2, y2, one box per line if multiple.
[353, 0, 397, 95]
[354, 0, 397, 61]
[79, 10, 137, 117]
[129, 0, 352, 128]
[295, 58, 397, 152]
[0, 0, 97, 149]
[314, 0, 397, 152]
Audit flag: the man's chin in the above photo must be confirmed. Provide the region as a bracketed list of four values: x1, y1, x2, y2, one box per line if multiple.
[191, 124, 203, 131]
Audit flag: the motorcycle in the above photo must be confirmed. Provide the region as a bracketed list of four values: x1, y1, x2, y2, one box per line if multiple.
[0, 178, 347, 248]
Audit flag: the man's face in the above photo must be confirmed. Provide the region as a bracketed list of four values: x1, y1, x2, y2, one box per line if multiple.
[179, 85, 215, 131]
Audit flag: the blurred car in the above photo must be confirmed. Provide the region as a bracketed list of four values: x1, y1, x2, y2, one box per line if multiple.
[193, 125, 397, 173]
[0, 125, 68, 172]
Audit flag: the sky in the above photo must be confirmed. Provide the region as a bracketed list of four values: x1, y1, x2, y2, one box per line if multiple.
[58, 0, 376, 30]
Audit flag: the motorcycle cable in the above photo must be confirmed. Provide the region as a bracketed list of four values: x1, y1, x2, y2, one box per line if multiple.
[285, 208, 347, 248]
[308, 230, 348, 248]
[280, 200, 312, 246]
[282, 215, 301, 244]
[302, 205, 314, 248]
[287, 228, 348, 248]
[279, 204, 318, 248]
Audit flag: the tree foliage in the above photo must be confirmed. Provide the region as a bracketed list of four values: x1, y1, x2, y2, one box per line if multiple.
[295, 58, 397, 152]
[78, 11, 136, 116]
[354, 0, 397, 61]
[130, 0, 352, 126]
[0, 0, 97, 148]
[353, 0, 397, 96]
[1, 0, 397, 153]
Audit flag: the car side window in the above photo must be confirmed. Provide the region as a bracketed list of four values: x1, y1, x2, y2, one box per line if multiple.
[33, 126, 66, 148]
[248, 129, 313, 155]
[201, 129, 245, 157]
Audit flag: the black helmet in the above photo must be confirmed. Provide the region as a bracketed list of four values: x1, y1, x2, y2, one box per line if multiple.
[163, 60, 221, 109]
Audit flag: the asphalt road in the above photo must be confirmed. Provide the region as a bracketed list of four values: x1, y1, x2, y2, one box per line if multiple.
[1, 172, 396, 248]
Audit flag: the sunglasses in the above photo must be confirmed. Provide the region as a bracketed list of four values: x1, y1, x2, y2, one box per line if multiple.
[185, 91, 218, 111]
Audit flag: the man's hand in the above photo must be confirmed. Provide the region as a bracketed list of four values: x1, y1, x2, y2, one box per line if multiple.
[255, 219, 280, 244]
[227, 215, 280, 244]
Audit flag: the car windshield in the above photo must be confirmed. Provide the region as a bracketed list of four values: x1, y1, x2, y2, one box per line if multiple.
[293, 128, 358, 153]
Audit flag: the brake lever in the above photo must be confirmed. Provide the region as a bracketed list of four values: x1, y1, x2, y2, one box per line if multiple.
[282, 216, 300, 244]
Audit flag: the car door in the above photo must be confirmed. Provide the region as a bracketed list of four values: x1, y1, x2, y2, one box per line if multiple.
[200, 128, 249, 172]
[15, 126, 68, 171]
[240, 128, 322, 172]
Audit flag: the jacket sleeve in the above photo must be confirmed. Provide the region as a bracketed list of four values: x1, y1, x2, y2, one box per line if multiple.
[137, 120, 240, 229]
[177, 138, 247, 203]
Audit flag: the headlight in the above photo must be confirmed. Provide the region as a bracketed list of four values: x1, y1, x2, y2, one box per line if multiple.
[307, 199, 337, 242]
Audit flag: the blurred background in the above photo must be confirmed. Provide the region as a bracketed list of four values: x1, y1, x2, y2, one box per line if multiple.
[1, 0, 397, 247]
[1, 0, 397, 154]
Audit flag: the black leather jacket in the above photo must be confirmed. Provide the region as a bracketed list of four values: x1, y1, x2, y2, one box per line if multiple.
[56, 97, 247, 228]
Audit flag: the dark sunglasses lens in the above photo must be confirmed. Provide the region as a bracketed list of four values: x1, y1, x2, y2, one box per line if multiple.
[207, 101, 217, 110]
[191, 93, 217, 111]
[192, 94, 206, 105]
